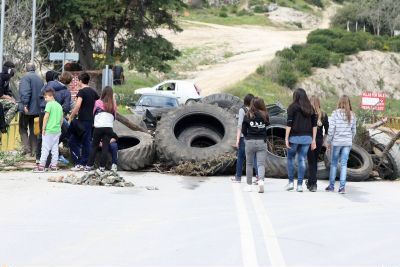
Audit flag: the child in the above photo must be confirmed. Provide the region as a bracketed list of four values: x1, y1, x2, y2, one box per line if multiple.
[85, 86, 117, 172]
[326, 95, 356, 194]
[33, 88, 63, 172]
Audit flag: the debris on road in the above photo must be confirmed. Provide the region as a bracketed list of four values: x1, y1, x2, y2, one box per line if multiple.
[48, 170, 134, 187]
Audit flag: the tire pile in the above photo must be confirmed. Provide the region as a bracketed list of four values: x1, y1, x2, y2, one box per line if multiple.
[115, 93, 399, 181]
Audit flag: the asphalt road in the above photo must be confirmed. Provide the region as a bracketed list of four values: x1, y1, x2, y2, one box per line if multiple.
[0, 171, 399, 266]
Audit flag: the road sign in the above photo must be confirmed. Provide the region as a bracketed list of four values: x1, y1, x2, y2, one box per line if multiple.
[361, 92, 386, 111]
[49, 52, 79, 61]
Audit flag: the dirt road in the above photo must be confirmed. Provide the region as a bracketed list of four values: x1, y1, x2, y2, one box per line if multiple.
[161, 6, 337, 96]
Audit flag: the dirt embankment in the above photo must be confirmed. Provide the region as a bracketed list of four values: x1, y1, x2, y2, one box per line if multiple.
[161, 5, 337, 96]
[299, 51, 400, 99]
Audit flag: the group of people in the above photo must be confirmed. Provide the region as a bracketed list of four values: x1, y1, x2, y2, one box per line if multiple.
[0, 61, 119, 173]
[234, 88, 356, 194]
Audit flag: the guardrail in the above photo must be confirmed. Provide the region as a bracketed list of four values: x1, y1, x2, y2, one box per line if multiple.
[0, 115, 20, 151]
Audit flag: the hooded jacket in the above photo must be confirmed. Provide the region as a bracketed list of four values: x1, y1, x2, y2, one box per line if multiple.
[287, 103, 317, 137]
[40, 80, 72, 114]
[18, 71, 44, 115]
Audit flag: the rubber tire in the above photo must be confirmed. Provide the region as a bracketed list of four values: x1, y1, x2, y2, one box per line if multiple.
[177, 126, 222, 146]
[155, 103, 236, 164]
[117, 131, 155, 171]
[369, 129, 400, 180]
[325, 143, 373, 182]
[201, 93, 243, 114]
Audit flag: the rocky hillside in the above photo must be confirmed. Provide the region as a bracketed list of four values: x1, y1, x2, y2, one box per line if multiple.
[300, 51, 400, 99]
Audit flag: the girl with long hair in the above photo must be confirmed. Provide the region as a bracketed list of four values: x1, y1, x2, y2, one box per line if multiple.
[85, 86, 117, 172]
[285, 88, 317, 192]
[326, 95, 356, 194]
[306, 95, 329, 192]
[242, 97, 270, 193]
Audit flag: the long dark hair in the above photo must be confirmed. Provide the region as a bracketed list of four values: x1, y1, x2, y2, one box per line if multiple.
[290, 88, 313, 117]
[101, 86, 115, 113]
[247, 97, 269, 123]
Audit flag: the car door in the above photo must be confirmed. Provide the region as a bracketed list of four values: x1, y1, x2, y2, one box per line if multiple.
[155, 82, 177, 98]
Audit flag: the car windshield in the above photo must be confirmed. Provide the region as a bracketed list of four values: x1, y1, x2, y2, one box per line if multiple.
[137, 95, 179, 108]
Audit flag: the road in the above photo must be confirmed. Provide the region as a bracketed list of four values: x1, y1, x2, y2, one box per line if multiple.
[0, 171, 399, 266]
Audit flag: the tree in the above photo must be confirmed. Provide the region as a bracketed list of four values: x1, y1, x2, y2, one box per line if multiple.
[41, 0, 185, 71]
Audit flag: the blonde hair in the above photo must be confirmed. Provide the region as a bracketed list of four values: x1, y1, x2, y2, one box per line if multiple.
[309, 95, 322, 126]
[337, 95, 352, 124]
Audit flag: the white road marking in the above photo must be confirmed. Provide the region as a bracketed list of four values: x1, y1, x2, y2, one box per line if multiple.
[232, 184, 259, 267]
[250, 193, 286, 267]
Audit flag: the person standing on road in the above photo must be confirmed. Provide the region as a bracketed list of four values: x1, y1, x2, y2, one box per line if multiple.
[84, 86, 117, 172]
[306, 95, 329, 192]
[285, 88, 317, 192]
[233, 94, 258, 183]
[241, 97, 269, 193]
[33, 88, 63, 172]
[326, 95, 356, 194]
[0, 61, 18, 130]
[18, 63, 44, 156]
[68, 72, 99, 171]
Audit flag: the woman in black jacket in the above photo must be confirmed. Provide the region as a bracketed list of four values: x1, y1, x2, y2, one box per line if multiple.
[242, 97, 270, 193]
[306, 95, 329, 192]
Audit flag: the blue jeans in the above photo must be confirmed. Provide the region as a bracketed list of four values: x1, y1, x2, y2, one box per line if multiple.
[69, 120, 93, 166]
[287, 141, 311, 185]
[235, 137, 258, 180]
[329, 146, 351, 189]
[109, 142, 118, 165]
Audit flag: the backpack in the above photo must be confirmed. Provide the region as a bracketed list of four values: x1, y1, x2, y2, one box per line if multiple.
[0, 102, 7, 133]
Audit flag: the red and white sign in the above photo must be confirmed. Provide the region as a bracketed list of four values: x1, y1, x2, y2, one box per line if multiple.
[361, 92, 386, 111]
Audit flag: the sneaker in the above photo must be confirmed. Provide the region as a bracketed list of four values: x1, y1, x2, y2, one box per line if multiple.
[325, 185, 334, 192]
[71, 165, 84, 171]
[338, 187, 346, 194]
[258, 180, 264, 193]
[49, 165, 58, 173]
[285, 182, 294, 191]
[244, 184, 252, 192]
[111, 164, 118, 172]
[84, 166, 93, 173]
[309, 184, 317, 192]
[33, 165, 45, 173]
[297, 184, 303, 192]
[231, 176, 241, 183]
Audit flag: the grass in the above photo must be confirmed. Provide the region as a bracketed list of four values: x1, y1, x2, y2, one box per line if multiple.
[183, 9, 274, 26]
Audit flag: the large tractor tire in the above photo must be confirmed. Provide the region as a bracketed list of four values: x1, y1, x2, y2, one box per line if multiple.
[117, 131, 155, 171]
[200, 93, 243, 114]
[155, 103, 236, 164]
[325, 143, 373, 182]
[369, 129, 400, 180]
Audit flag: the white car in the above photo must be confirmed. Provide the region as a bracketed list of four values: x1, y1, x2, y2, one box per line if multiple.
[134, 80, 201, 105]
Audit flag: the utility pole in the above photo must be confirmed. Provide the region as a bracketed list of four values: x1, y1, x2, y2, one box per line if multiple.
[0, 0, 6, 68]
[31, 0, 36, 63]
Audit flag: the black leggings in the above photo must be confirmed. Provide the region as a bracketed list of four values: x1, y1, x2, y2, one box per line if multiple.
[87, 127, 114, 168]
[307, 139, 323, 186]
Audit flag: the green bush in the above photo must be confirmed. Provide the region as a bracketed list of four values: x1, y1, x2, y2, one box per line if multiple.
[307, 34, 334, 49]
[294, 59, 312, 75]
[221, 6, 228, 12]
[387, 38, 400, 52]
[308, 28, 344, 39]
[237, 9, 254, 16]
[230, 5, 238, 13]
[291, 44, 306, 53]
[278, 70, 298, 89]
[253, 5, 265, 13]
[299, 44, 330, 68]
[219, 10, 228, 17]
[330, 52, 345, 66]
[332, 38, 358, 55]
[276, 48, 297, 61]
[256, 65, 266, 75]
[305, 0, 323, 8]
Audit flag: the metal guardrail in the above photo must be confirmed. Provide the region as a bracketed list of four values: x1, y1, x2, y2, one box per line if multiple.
[0, 115, 20, 151]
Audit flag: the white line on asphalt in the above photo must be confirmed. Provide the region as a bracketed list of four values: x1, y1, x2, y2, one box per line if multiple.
[250, 193, 286, 267]
[232, 184, 259, 267]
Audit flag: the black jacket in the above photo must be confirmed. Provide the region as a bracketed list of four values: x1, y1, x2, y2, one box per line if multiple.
[287, 104, 317, 137]
[0, 72, 13, 98]
[40, 80, 72, 114]
[242, 111, 270, 140]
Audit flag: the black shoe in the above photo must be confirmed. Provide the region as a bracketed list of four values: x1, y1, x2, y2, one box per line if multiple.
[310, 184, 317, 192]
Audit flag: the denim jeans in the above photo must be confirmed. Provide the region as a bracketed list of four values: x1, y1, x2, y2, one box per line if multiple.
[287, 142, 311, 185]
[109, 142, 118, 165]
[69, 120, 93, 166]
[235, 137, 258, 180]
[329, 146, 351, 189]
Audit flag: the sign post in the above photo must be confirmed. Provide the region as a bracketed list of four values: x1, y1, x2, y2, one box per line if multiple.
[361, 92, 386, 111]
[49, 52, 79, 72]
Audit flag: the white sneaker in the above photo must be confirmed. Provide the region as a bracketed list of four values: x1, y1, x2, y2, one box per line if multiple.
[297, 185, 303, 192]
[258, 180, 264, 193]
[111, 164, 118, 172]
[244, 184, 252, 192]
[285, 182, 294, 191]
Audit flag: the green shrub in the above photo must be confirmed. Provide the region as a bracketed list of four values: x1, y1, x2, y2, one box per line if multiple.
[230, 5, 238, 13]
[278, 70, 298, 89]
[291, 44, 306, 53]
[308, 28, 344, 39]
[307, 34, 334, 49]
[299, 44, 330, 68]
[305, 0, 323, 8]
[253, 5, 265, 13]
[219, 10, 228, 17]
[276, 48, 297, 61]
[256, 65, 266, 75]
[237, 9, 254, 16]
[221, 6, 228, 12]
[387, 38, 400, 52]
[294, 59, 312, 75]
[330, 52, 345, 66]
[332, 38, 358, 55]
